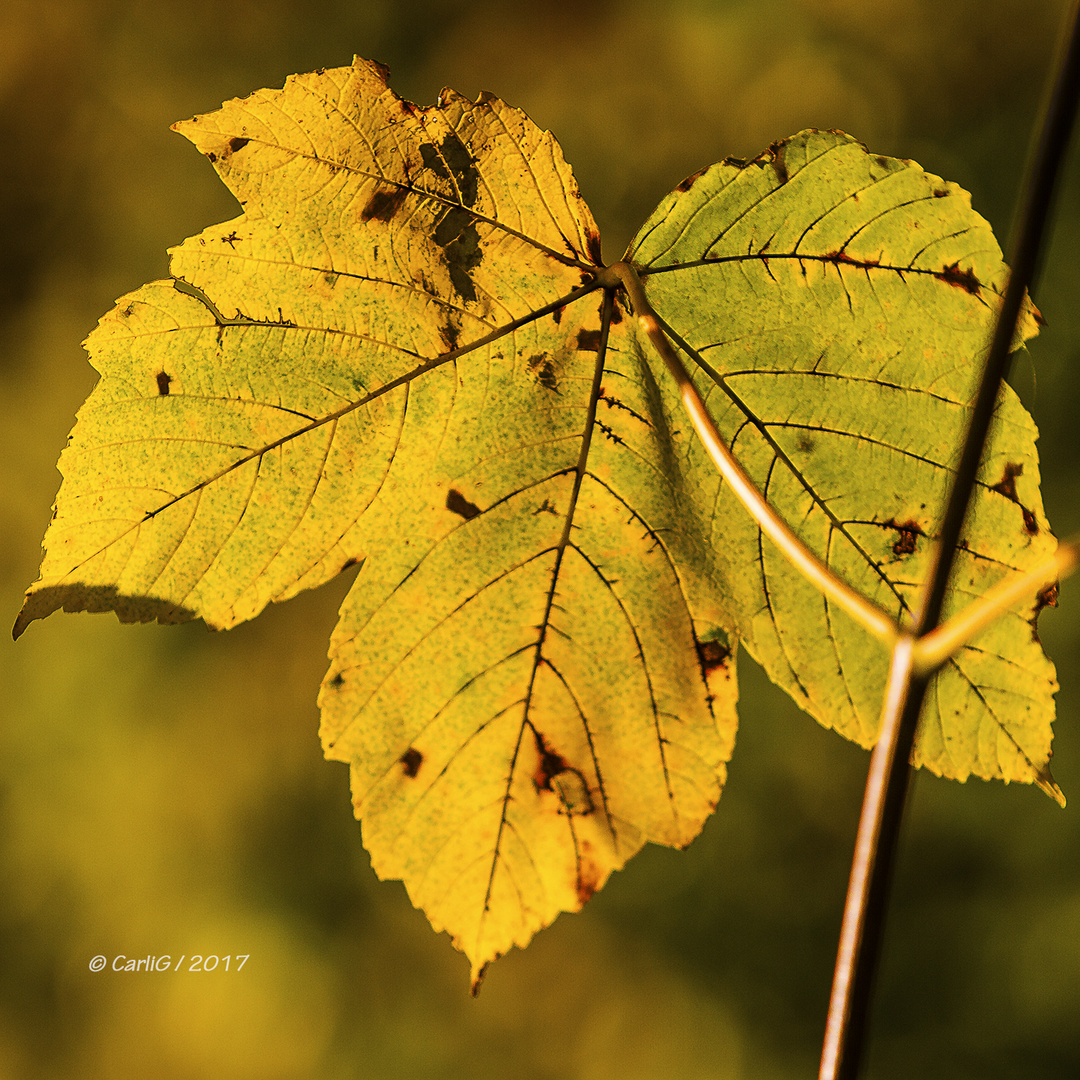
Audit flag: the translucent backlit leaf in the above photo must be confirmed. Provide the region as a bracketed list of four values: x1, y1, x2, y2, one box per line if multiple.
[15, 61, 1060, 985]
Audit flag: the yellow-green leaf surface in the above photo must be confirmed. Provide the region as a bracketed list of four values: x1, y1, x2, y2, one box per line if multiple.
[628, 131, 1059, 797]
[16, 61, 1060, 984]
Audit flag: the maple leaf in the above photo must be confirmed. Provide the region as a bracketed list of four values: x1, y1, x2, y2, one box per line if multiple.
[15, 58, 1059, 987]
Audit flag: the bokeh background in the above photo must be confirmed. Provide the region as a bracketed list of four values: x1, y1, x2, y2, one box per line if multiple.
[2, 0, 1079, 1077]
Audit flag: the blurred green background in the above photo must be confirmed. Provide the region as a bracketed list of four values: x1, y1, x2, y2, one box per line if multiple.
[2, 0, 1079, 1077]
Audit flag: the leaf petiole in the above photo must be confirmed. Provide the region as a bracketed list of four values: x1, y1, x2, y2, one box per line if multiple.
[913, 537, 1078, 676]
[599, 260, 901, 647]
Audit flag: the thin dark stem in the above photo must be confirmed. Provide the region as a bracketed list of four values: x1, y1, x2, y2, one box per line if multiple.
[819, 6, 1080, 1080]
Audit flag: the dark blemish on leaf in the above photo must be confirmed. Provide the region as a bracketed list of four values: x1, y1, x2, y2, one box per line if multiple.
[766, 140, 789, 184]
[470, 961, 490, 997]
[446, 489, 481, 520]
[1031, 582, 1059, 643]
[1037, 582, 1059, 611]
[206, 152, 217, 163]
[826, 250, 881, 270]
[368, 60, 390, 84]
[609, 302, 623, 325]
[400, 747, 423, 778]
[121, 303, 135, 317]
[933, 188, 949, 198]
[936, 262, 981, 295]
[361, 186, 409, 222]
[585, 229, 603, 265]
[434, 205, 472, 246]
[885, 518, 924, 557]
[676, 166, 708, 192]
[527, 354, 558, 391]
[876, 155, 889, 168]
[534, 498, 557, 516]
[990, 464, 1039, 535]
[156, 371, 172, 396]
[222, 231, 240, 248]
[552, 305, 564, 325]
[340, 557, 359, 572]
[439, 318, 461, 353]
[534, 735, 571, 791]
[991, 462, 1023, 502]
[433, 206, 482, 302]
[796, 434, 815, 453]
[324, 272, 339, 287]
[723, 155, 749, 168]
[577, 328, 602, 352]
[419, 132, 479, 207]
[228, 137, 249, 154]
[530, 729, 593, 815]
[697, 639, 731, 672]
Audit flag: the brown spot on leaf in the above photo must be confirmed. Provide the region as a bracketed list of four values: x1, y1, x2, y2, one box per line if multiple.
[697, 639, 731, 672]
[532, 729, 593, 815]
[527, 353, 558, 391]
[766, 140, 789, 184]
[534, 737, 571, 791]
[419, 133, 479, 207]
[826, 250, 880, 270]
[329, 672, 345, 689]
[885, 518, 924, 557]
[432, 206, 482, 302]
[361, 186, 408, 222]
[439, 318, 461, 353]
[446, 489, 481, 520]
[936, 262, 981, 295]
[470, 961, 490, 997]
[585, 228, 603, 265]
[990, 462, 1023, 502]
[576, 328, 602, 352]
[400, 747, 423, 777]
[156, 371, 172, 396]
[1031, 582, 1059, 643]
[933, 188, 949, 198]
[1036, 582, 1059, 610]
[676, 166, 708, 192]
[340, 557, 359, 572]
[989, 464, 1039, 535]
[228, 136, 249, 154]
